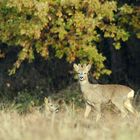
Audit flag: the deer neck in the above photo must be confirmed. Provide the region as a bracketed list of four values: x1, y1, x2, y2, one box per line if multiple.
[79, 79, 98, 93]
[79, 80, 90, 89]
[79, 80, 91, 97]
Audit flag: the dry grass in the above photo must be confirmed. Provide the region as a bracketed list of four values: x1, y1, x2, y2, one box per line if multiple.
[0, 106, 140, 140]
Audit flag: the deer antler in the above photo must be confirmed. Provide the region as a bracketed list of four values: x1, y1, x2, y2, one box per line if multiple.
[83, 64, 87, 68]
[78, 64, 82, 68]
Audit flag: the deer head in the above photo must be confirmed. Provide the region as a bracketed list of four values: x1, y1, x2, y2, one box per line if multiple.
[73, 63, 91, 82]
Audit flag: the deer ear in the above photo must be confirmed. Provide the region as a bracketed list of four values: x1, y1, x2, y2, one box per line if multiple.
[57, 99, 65, 105]
[44, 97, 48, 103]
[48, 96, 52, 103]
[73, 63, 79, 72]
[86, 64, 92, 71]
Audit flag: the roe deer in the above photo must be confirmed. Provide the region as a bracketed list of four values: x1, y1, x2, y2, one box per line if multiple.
[44, 97, 59, 113]
[73, 63, 138, 121]
[44, 97, 65, 114]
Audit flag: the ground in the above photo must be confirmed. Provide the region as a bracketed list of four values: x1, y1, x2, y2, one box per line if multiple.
[0, 106, 140, 140]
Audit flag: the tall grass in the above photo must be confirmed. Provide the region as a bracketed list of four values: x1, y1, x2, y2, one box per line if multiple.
[0, 107, 140, 140]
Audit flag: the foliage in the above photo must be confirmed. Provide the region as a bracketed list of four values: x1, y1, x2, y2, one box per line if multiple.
[0, 0, 139, 78]
[0, 88, 41, 114]
[14, 90, 39, 114]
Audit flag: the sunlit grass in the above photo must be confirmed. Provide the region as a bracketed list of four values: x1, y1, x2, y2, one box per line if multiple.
[0, 106, 140, 140]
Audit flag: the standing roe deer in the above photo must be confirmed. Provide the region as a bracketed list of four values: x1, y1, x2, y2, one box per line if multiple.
[73, 63, 138, 121]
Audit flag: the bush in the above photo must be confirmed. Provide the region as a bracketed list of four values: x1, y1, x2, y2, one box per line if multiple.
[14, 90, 40, 114]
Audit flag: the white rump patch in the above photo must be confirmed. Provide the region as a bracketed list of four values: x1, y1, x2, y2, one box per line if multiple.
[127, 90, 134, 98]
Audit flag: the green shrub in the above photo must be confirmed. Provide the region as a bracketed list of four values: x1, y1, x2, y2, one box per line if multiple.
[13, 88, 44, 114]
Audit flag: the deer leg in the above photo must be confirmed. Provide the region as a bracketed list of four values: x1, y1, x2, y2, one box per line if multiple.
[94, 103, 101, 122]
[112, 100, 128, 118]
[124, 98, 139, 117]
[84, 103, 92, 118]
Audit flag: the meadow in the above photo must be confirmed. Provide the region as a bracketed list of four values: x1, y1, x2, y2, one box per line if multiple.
[0, 104, 140, 140]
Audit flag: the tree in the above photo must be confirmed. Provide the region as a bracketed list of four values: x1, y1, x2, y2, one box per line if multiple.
[0, 0, 139, 79]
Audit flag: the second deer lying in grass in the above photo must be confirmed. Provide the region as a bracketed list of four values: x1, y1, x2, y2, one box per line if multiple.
[44, 97, 60, 114]
[74, 63, 138, 121]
